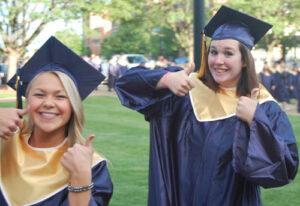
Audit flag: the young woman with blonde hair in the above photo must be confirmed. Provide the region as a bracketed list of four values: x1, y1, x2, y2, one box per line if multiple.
[0, 37, 113, 206]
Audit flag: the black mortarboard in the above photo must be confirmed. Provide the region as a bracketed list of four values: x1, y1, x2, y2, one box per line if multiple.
[8, 36, 105, 108]
[204, 5, 272, 50]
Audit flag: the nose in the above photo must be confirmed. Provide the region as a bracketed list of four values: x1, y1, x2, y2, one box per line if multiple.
[215, 54, 224, 65]
[43, 96, 55, 108]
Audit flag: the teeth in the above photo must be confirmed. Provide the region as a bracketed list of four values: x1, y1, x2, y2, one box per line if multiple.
[216, 69, 226, 73]
[41, 113, 56, 117]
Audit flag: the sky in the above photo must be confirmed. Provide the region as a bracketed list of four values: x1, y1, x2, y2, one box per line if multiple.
[26, 19, 82, 56]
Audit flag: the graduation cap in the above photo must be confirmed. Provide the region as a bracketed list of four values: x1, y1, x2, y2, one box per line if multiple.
[197, 5, 272, 77]
[7, 36, 105, 108]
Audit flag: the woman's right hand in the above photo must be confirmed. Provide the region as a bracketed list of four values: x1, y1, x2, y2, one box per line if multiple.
[0, 106, 29, 140]
[157, 65, 195, 96]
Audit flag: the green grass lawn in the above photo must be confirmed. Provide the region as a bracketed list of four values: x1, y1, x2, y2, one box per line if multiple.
[0, 96, 299, 206]
[0, 93, 15, 98]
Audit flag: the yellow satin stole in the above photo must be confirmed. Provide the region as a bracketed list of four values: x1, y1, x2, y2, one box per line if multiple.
[189, 73, 275, 121]
[0, 132, 103, 206]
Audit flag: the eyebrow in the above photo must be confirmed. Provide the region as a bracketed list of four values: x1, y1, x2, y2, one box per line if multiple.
[32, 88, 66, 94]
[210, 45, 236, 51]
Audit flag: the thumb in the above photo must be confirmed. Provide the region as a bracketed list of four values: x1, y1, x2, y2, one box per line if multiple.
[85, 134, 95, 147]
[17, 104, 30, 116]
[185, 63, 194, 75]
[251, 88, 259, 100]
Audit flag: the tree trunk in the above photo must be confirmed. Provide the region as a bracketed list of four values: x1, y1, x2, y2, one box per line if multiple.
[7, 51, 21, 81]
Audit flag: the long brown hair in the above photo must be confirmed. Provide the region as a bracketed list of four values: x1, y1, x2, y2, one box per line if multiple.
[201, 41, 258, 97]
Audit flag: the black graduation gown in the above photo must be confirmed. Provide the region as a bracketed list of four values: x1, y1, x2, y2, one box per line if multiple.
[115, 67, 298, 206]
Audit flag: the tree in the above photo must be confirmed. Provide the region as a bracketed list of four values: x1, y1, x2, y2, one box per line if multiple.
[144, 0, 195, 62]
[141, 0, 300, 63]
[0, 0, 85, 81]
[209, 0, 300, 62]
[100, 17, 180, 59]
[55, 29, 84, 56]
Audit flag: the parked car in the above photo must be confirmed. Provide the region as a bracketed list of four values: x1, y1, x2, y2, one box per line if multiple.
[174, 57, 189, 67]
[124, 54, 155, 69]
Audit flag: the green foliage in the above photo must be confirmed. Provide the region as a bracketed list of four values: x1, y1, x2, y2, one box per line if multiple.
[100, 20, 179, 59]
[55, 29, 84, 56]
[100, 0, 299, 60]
[0, 0, 91, 80]
[213, 0, 300, 53]
[100, 22, 150, 58]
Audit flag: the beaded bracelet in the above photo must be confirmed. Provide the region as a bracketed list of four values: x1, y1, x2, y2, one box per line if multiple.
[67, 182, 94, 193]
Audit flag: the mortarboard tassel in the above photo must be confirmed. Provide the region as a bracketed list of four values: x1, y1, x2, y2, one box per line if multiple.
[15, 68, 23, 109]
[197, 31, 206, 78]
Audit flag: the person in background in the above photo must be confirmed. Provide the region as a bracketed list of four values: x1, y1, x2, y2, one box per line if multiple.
[0, 37, 113, 206]
[270, 61, 280, 100]
[139, 59, 147, 68]
[115, 6, 298, 206]
[82, 55, 91, 64]
[108, 55, 118, 92]
[289, 63, 298, 103]
[116, 54, 128, 78]
[90, 54, 103, 73]
[258, 61, 274, 94]
[277, 59, 291, 111]
[295, 63, 300, 113]
[154, 55, 168, 69]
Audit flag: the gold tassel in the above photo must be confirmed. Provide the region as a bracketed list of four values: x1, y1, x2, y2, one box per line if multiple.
[197, 31, 206, 78]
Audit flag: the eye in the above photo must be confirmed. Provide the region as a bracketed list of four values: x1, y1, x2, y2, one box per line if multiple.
[210, 50, 217, 55]
[33, 93, 44, 97]
[56, 95, 67, 99]
[224, 51, 233, 57]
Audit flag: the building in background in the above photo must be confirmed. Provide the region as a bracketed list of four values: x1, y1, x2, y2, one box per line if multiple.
[84, 14, 116, 55]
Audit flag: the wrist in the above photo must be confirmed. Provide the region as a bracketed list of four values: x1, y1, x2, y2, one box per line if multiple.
[163, 72, 171, 88]
[70, 170, 91, 187]
[68, 182, 94, 193]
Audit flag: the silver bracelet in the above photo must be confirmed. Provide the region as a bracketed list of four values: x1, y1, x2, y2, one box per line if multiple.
[67, 182, 94, 193]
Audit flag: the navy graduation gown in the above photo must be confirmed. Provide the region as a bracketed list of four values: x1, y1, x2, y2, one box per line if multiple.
[259, 72, 273, 93]
[276, 71, 290, 102]
[297, 71, 300, 112]
[115, 67, 298, 206]
[0, 160, 113, 206]
[289, 72, 298, 99]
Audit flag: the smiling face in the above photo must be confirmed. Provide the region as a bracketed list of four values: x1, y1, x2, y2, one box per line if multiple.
[208, 39, 244, 88]
[27, 72, 72, 136]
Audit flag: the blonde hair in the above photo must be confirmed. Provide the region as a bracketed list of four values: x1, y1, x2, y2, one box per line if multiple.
[24, 70, 85, 147]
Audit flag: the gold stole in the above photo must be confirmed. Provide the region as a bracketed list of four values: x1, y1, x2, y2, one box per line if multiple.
[189, 73, 276, 121]
[0, 132, 103, 206]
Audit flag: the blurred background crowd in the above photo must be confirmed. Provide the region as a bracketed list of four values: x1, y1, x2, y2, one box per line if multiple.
[0, 0, 299, 112]
[1, 53, 300, 113]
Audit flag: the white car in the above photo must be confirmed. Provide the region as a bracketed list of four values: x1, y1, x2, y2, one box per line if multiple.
[124, 54, 155, 69]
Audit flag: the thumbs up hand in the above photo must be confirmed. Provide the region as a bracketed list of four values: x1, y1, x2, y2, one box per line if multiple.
[0, 105, 30, 140]
[61, 135, 95, 186]
[158, 66, 195, 97]
[236, 88, 259, 127]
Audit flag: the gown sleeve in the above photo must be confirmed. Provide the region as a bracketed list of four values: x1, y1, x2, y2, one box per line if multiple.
[58, 160, 113, 206]
[232, 101, 299, 188]
[115, 66, 182, 114]
[89, 160, 113, 206]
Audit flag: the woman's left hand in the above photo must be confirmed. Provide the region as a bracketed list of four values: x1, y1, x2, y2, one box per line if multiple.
[61, 135, 95, 186]
[236, 88, 259, 127]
